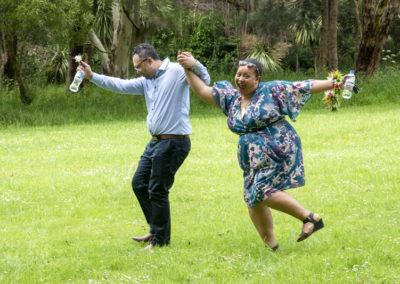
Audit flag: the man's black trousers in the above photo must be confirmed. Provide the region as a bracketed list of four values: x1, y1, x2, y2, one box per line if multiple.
[131, 137, 191, 246]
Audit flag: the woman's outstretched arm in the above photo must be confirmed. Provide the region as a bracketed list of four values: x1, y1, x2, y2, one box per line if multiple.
[310, 75, 349, 94]
[178, 52, 217, 107]
[310, 80, 334, 94]
[184, 69, 216, 107]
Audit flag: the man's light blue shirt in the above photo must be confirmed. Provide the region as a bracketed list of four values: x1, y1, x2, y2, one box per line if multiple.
[91, 58, 210, 135]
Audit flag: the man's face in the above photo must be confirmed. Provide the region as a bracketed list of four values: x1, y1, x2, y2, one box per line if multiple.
[133, 54, 153, 78]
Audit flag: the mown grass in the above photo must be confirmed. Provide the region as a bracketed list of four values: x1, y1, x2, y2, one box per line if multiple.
[1, 101, 400, 283]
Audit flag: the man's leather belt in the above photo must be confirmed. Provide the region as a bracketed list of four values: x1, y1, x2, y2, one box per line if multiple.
[152, 134, 189, 141]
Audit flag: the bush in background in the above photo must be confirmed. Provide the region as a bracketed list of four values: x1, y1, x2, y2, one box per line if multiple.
[1, 66, 399, 128]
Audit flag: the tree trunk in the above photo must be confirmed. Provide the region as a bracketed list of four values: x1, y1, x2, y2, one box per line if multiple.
[328, 0, 338, 70]
[110, 0, 136, 78]
[0, 30, 8, 88]
[318, 0, 329, 72]
[89, 0, 144, 78]
[83, 42, 93, 68]
[356, 0, 400, 75]
[353, 0, 362, 66]
[5, 33, 31, 104]
[131, 0, 146, 47]
[82, 42, 93, 88]
[88, 29, 111, 74]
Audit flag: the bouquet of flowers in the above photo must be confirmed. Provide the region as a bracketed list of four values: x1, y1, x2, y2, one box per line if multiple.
[323, 70, 342, 111]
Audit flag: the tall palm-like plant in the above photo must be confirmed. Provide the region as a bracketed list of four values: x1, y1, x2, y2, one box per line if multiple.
[290, 14, 321, 73]
[94, 0, 113, 50]
[46, 46, 68, 84]
[291, 15, 321, 45]
[247, 42, 282, 73]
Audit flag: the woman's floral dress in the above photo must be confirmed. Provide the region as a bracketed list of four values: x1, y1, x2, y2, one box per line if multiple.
[212, 80, 314, 207]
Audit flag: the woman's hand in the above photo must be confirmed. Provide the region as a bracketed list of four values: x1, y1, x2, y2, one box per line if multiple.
[177, 51, 197, 69]
[340, 74, 352, 89]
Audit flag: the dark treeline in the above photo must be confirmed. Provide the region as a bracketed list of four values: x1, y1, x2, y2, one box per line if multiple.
[1, 0, 400, 105]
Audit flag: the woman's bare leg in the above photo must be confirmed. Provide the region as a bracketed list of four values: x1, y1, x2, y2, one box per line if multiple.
[248, 202, 278, 248]
[264, 191, 309, 220]
[263, 191, 321, 239]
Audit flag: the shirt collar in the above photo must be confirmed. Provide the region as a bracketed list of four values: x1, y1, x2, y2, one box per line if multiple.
[155, 58, 170, 77]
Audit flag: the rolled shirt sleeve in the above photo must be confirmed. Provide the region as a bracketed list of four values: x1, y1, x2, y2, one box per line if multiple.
[190, 61, 211, 86]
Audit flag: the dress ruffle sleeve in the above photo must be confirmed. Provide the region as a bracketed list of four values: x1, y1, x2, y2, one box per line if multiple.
[271, 80, 314, 121]
[212, 80, 239, 116]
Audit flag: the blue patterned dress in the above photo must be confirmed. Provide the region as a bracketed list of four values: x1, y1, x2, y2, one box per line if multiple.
[212, 80, 314, 207]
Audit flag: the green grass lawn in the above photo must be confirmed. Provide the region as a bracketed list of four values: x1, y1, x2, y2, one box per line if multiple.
[1, 103, 400, 283]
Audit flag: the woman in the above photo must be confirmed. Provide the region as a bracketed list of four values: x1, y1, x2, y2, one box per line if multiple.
[178, 53, 346, 251]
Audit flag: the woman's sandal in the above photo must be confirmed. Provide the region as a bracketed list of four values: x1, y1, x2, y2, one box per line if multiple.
[297, 212, 324, 242]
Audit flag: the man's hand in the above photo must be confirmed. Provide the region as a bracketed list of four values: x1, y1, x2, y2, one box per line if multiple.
[79, 61, 94, 80]
[177, 51, 197, 69]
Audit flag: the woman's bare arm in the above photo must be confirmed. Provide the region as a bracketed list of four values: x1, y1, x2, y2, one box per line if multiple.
[184, 69, 216, 107]
[310, 75, 349, 94]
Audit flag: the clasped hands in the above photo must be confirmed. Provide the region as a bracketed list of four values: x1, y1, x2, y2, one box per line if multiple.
[177, 51, 197, 69]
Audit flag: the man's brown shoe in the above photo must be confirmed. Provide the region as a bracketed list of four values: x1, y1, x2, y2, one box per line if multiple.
[132, 233, 153, 243]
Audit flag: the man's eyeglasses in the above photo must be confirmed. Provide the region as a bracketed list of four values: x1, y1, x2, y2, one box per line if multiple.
[135, 58, 148, 71]
[239, 60, 260, 77]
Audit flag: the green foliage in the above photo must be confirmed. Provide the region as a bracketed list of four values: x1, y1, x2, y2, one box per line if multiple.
[380, 49, 400, 66]
[2, 0, 400, 93]
[45, 47, 69, 84]
[248, 0, 294, 44]
[21, 48, 47, 86]
[282, 44, 315, 71]
[336, 0, 358, 68]
[246, 42, 282, 72]
[0, 0, 94, 91]
[93, 0, 113, 50]
[384, 15, 400, 56]
[151, 10, 240, 74]
[139, 0, 174, 29]
[291, 15, 322, 45]
[65, 0, 94, 46]
[0, 0, 90, 44]
[1, 67, 400, 127]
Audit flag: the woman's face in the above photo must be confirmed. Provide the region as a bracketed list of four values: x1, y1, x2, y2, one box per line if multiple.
[234, 66, 260, 97]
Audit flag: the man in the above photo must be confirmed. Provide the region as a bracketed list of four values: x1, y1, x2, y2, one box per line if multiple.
[80, 43, 210, 249]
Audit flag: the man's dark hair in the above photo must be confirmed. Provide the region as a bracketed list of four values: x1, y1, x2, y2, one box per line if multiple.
[132, 43, 160, 60]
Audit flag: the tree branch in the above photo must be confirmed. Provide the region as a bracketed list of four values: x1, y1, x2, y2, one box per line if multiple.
[353, 0, 362, 40]
[122, 5, 140, 30]
[88, 29, 111, 74]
